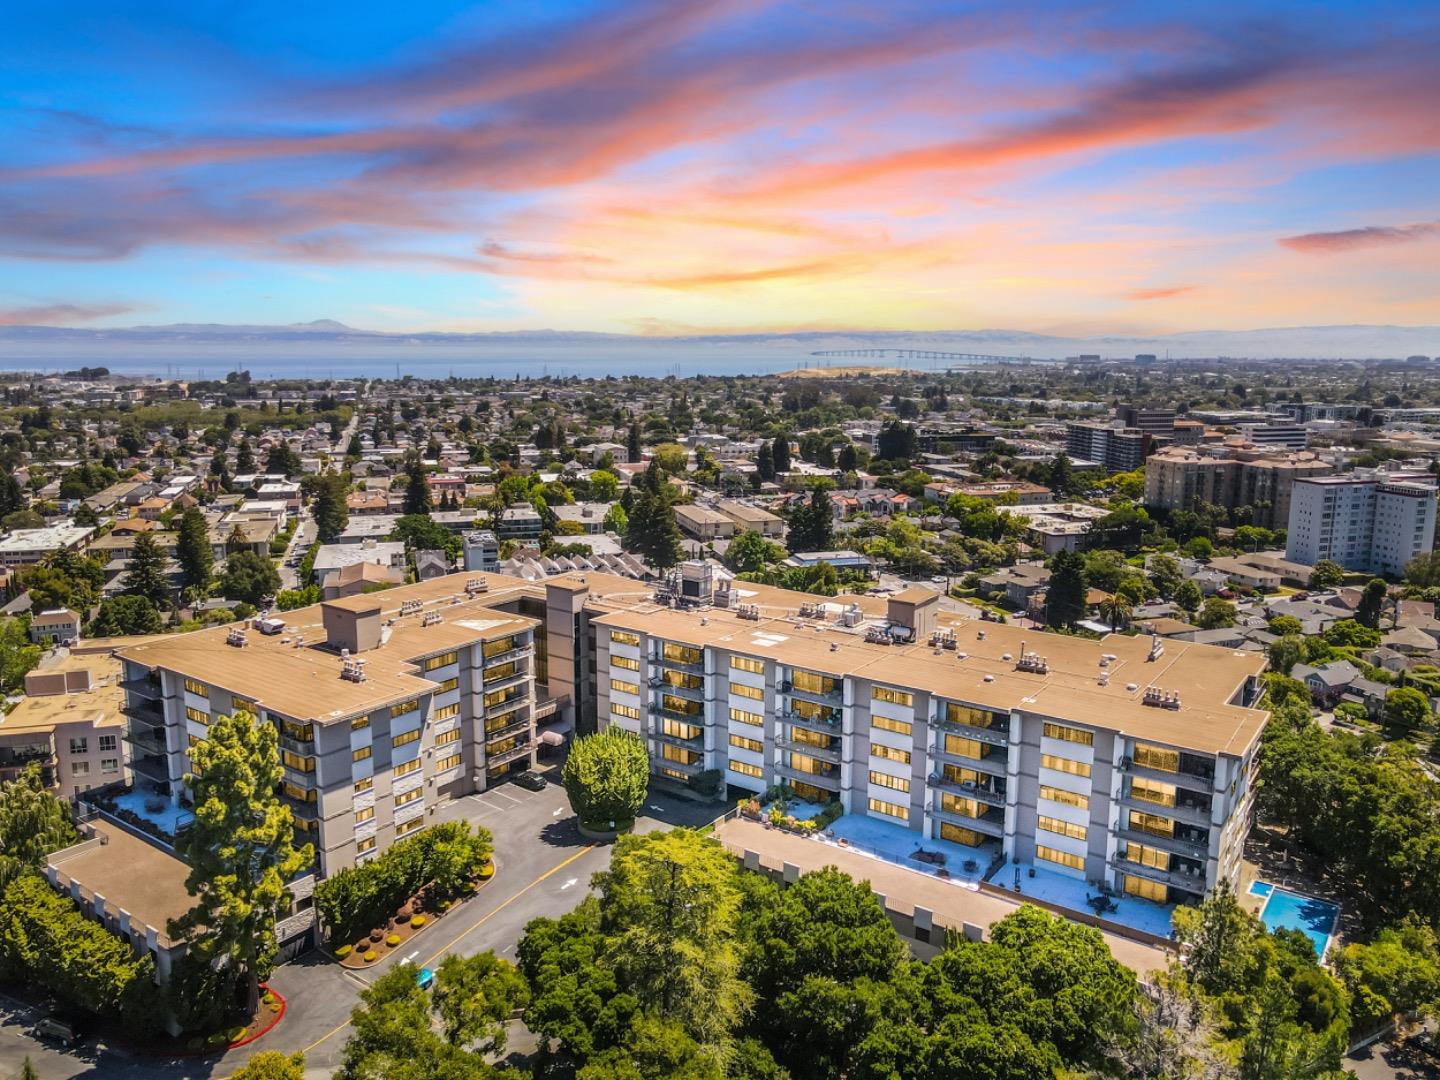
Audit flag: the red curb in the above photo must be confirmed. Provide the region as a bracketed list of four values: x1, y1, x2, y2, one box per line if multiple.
[226, 984, 287, 1050]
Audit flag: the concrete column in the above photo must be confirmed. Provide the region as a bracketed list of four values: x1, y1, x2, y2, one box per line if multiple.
[743, 850, 760, 872]
[782, 862, 800, 884]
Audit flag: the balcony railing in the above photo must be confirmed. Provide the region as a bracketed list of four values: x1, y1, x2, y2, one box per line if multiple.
[647, 676, 704, 699]
[1114, 826, 1211, 862]
[779, 680, 842, 705]
[120, 678, 162, 701]
[487, 741, 534, 768]
[782, 709, 841, 731]
[648, 703, 705, 723]
[932, 742, 1009, 775]
[776, 737, 840, 763]
[481, 669, 529, 693]
[484, 717, 531, 744]
[1121, 791, 1214, 827]
[533, 697, 562, 722]
[652, 728, 705, 752]
[481, 644, 534, 667]
[130, 753, 172, 782]
[653, 654, 705, 674]
[775, 762, 840, 789]
[935, 716, 1009, 747]
[932, 799, 1005, 835]
[0, 746, 55, 770]
[277, 733, 315, 755]
[1110, 855, 1209, 893]
[122, 729, 168, 756]
[484, 694, 528, 719]
[122, 701, 167, 730]
[1120, 757, 1217, 790]
[928, 772, 1007, 807]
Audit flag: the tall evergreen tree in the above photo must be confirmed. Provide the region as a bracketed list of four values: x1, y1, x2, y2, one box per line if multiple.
[1356, 577, 1387, 630]
[0, 763, 78, 889]
[124, 531, 171, 609]
[1048, 452, 1078, 498]
[403, 455, 433, 515]
[0, 472, 24, 518]
[786, 488, 834, 552]
[1045, 550, 1088, 628]
[757, 441, 775, 482]
[235, 438, 255, 474]
[170, 710, 311, 1016]
[175, 506, 213, 594]
[771, 436, 792, 475]
[314, 474, 350, 543]
[626, 422, 643, 464]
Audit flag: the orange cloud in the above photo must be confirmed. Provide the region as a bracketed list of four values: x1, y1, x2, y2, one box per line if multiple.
[1126, 284, 1197, 300]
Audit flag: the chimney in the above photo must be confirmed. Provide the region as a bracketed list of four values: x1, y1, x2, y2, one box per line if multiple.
[322, 597, 384, 654]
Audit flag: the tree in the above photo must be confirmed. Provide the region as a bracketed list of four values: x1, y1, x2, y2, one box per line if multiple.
[1045, 551, 1087, 628]
[340, 963, 487, 1080]
[90, 595, 163, 637]
[434, 950, 529, 1053]
[590, 470, 620, 502]
[771, 435, 793, 475]
[623, 490, 683, 570]
[1147, 554, 1182, 598]
[627, 422, 643, 464]
[392, 513, 463, 560]
[652, 443, 689, 474]
[786, 488, 834, 553]
[1356, 577, 1387, 630]
[1098, 593, 1133, 631]
[314, 473, 350, 543]
[1174, 578, 1203, 616]
[1048, 452, 1078, 498]
[236, 439, 255, 474]
[1384, 686, 1431, 734]
[1309, 560, 1345, 589]
[597, 830, 753, 1049]
[220, 551, 281, 605]
[229, 1051, 306, 1080]
[123, 531, 171, 609]
[875, 422, 915, 463]
[19, 1058, 38, 1080]
[756, 441, 775, 482]
[0, 472, 24, 518]
[1196, 597, 1237, 629]
[0, 764, 77, 888]
[175, 506, 213, 593]
[265, 442, 301, 477]
[0, 619, 41, 692]
[1267, 634, 1304, 676]
[170, 710, 312, 1017]
[603, 503, 628, 535]
[724, 530, 785, 574]
[403, 454, 432, 515]
[562, 730, 649, 828]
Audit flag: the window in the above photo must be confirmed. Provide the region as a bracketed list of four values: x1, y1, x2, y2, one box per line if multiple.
[871, 686, 913, 707]
[664, 670, 704, 690]
[791, 670, 837, 695]
[1124, 875, 1168, 903]
[435, 677, 460, 694]
[282, 719, 314, 743]
[395, 788, 423, 807]
[188, 734, 204, 748]
[485, 687, 521, 709]
[868, 797, 908, 821]
[731, 656, 765, 674]
[610, 630, 640, 647]
[184, 678, 207, 697]
[660, 767, 688, 781]
[1122, 842, 1169, 870]
[282, 751, 314, 772]
[68, 737, 88, 754]
[1038, 816, 1087, 841]
[940, 823, 983, 846]
[660, 744, 701, 765]
[1041, 753, 1091, 778]
[661, 643, 702, 665]
[356, 837, 377, 854]
[355, 807, 375, 823]
[396, 817, 424, 836]
[610, 678, 640, 696]
[731, 683, 763, 700]
[483, 635, 521, 658]
[790, 753, 830, 776]
[791, 726, 833, 749]
[390, 699, 419, 719]
[484, 661, 519, 682]
[871, 715, 912, 737]
[354, 777, 373, 793]
[790, 698, 839, 724]
[612, 655, 640, 671]
[392, 730, 421, 749]
[395, 758, 422, 777]
[71, 761, 89, 777]
[1127, 810, 1174, 838]
[423, 651, 459, 671]
[435, 729, 460, 747]
[869, 769, 909, 793]
[434, 703, 460, 722]
[941, 763, 980, 786]
[1133, 743, 1180, 773]
[352, 716, 370, 730]
[353, 746, 372, 762]
[186, 706, 209, 726]
[945, 703, 999, 728]
[101, 758, 119, 774]
[663, 718, 702, 741]
[943, 734, 987, 760]
[729, 733, 763, 753]
[1036, 845, 1085, 871]
[729, 707, 763, 726]
[729, 759, 763, 778]
[661, 694, 701, 716]
[611, 702, 641, 721]
[232, 696, 257, 715]
[1043, 722, 1094, 746]
[871, 744, 911, 765]
[1130, 778, 1177, 807]
[283, 781, 314, 801]
[940, 793, 981, 818]
[436, 753, 462, 771]
[1039, 785, 1089, 810]
[98, 735, 117, 752]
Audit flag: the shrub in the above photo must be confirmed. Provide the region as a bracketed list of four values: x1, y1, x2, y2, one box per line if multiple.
[262, 991, 277, 1006]
[478, 862, 495, 880]
[562, 730, 649, 828]
[334, 945, 352, 959]
[411, 914, 427, 928]
[386, 934, 401, 947]
[687, 768, 724, 797]
[269, 1002, 281, 1013]
[364, 950, 377, 963]
[227, 1026, 248, 1043]
[369, 929, 384, 943]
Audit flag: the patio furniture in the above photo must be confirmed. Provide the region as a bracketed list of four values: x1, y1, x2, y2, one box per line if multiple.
[963, 859, 978, 874]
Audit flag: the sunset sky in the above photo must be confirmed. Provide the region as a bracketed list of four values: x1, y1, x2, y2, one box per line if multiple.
[2, 0, 1438, 335]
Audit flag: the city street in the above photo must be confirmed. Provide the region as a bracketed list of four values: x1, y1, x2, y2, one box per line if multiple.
[0, 772, 723, 1079]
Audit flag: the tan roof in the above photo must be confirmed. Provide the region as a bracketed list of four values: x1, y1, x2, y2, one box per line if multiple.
[891, 586, 939, 605]
[1, 655, 125, 735]
[49, 822, 192, 947]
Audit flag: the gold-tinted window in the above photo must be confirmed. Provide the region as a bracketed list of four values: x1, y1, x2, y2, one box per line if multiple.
[1130, 778, 1177, 807]
[872, 686, 913, 707]
[1039, 785, 1089, 809]
[868, 770, 909, 792]
[729, 734, 763, 753]
[731, 683, 764, 700]
[612, 655, 640, 671]
[1043, 722, 1094, 746]
[1037, 845, 1084, 871]
[423, 651, 459, 671]
[730, 656, 765, 674]
[868, 797, 908, 821]
[1038, 816, 1087, 841]
[610, 630, 640, 647]
[871, 744, 911, 765]
[729, 759, 762, 778]
[1134, 743, 1180, 772]
[1041, 754, 1091, 778]
[871, 715, 911, 736]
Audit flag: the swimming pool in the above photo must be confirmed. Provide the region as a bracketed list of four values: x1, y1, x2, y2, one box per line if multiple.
[1248, 881, 1339, 959]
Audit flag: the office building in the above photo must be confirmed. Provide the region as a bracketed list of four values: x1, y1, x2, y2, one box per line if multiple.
[1115, 405, 1176, 434]
[596, 576, 1268, 907]
[1286, 476, 1436, 576]
[1237, 422, 1308, 451]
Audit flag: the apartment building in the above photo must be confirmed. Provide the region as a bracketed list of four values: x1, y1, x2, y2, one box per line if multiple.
[1145, 445, 1333, 530]
[1065, 422, 1152, 474]
[1286, 475, 1436, 576]
[0, 658, 129, 799]
[117, 589, 541, 874]
[596, 581, 1268, 908]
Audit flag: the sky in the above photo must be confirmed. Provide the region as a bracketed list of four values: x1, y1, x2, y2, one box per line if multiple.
[1, 0, 1438, 337]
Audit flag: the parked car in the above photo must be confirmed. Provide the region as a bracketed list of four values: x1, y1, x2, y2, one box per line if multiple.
[513, 770, 548, 791]
[35, 1015, 80, 1046]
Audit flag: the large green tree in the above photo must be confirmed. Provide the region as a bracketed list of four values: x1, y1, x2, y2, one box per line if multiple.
[339, 962, 492, 1080]
[228, 1051, 306, 1080]
[1044, 550, 1087, 628]
[175, 506, 214, 594]
[1356, 577, 1387, 630]
[403, 454, 433, 515]
[170, 710, 312, 1016]
[786, 487, 834, 553]
[433, 950, 530, 1053]
[562, 730, 649, 827]
[0, 619, 41, 692]
[314, 473, 350, 543]
[220, 550, 281, 605]
[124, 530, 172, 609]
[0, 763, 77, 888]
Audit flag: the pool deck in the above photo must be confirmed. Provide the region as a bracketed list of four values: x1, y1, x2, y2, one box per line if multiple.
[1249, 879, 1339, 959]
[715, 817, 1174, 976]
[110, 790, 188, 837]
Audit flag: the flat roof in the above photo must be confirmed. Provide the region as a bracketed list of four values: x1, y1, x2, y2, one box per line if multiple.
[50, 822, 192, 947]
[1, 655, 125, 735]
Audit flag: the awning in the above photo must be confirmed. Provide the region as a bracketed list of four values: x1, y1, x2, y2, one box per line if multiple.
[539, 730, 567, 747]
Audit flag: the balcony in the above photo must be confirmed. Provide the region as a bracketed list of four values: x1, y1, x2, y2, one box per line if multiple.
[122, 728, 169, 756]
[928, 772, 1007, 807]
[487, 741, 534, 768]
[1110, 855, 1210, 893]
[120, 677, 162, 701]
[935, 716, 1009, 748]
[652, 728, 705, 753]
[533, 696, 562, 722]
[0, 745, 54, 771]
[782, 709, 841, 733]
[481, 668, 529, 694]
[775, 761, 840, 791]
[122, 701, 167, 731]
[1120, 757, 1216, 791]
[1121, 791, 1214, 828]
[780, 680, 842, 706]
[653, 653, 705, 675]
[1114, 826, 1211, 862]
[282, 796, 320, 821]
[278, 733, 315, 756]
[931, 798, 1005, 837]
[484, 694, 528, 720]
[484, 717, 531, 744]
[932, 741, 1009, 777]
[776, 736, 840, 763]
[480, 644, 534, 667]
[130, 753, 172, 782]
[648, 676, 705, 700]
[648, 703, 705, 723]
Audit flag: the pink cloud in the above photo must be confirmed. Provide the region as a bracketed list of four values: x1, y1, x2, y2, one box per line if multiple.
[1126, 284, 1197, 300]
[1278, 221, 1440, 253]
[0, 302, 138, 325]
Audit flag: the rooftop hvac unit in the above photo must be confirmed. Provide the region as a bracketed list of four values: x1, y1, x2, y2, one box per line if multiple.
[839, 604, 863, 628]
[400, 598, 424, 616]
[465, 577, 488, 595]
[422, 611, 443, 626]
[226, 628, 248, 648]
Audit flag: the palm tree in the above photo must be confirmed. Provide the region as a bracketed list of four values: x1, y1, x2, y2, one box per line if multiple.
[1099, 594, 1133, 631]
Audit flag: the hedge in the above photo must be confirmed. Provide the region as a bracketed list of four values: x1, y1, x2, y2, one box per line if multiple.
[315, 821, 492, 942]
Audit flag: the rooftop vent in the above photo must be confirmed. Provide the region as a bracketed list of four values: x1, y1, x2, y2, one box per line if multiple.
[983, 674, 995, 682]
[1126, 682, 1138, 691]
[1141, 686, 1181, 710]
[830, 642, 839, 652]
[400, 599, 424, 616]
[465, 577, 488, 595]
[226, 628, 248, 648]
[1015, 651, 1049, 675]
[422, 611, 443, 626]
[341, 658, 367, 683]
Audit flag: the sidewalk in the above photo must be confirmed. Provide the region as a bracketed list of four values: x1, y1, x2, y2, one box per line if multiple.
[715, 817, 1173, 976]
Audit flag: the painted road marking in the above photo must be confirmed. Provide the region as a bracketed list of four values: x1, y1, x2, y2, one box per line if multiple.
[560, 878, 577, 891]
